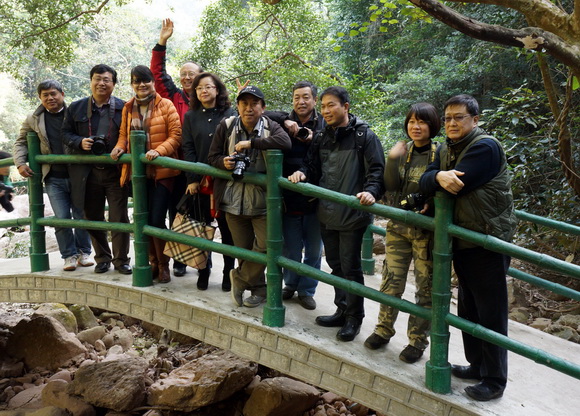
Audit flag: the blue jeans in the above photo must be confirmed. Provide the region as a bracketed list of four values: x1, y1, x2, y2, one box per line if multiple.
[44, 176, 91, 259]
[282, 212, 322, 297]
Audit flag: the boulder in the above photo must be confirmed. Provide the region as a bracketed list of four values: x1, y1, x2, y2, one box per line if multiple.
[48, 370, 72, 383]
[33, 303, 78, 334]
[148, 350, 257, 411]
[544, 324, 580, 343]
[77, 326, 107, 346]
[42, 379, 96, 416]
[7, 384, 45, 409]
[530, 318, 552, 331]
[68, 305, 99, 330]
[0, 360, 25, 378]
[555, 314, 580, 330]
[67, 357, 148, 412]
[6, 316, 87, 371]
[0, 407, 69, 416]
[243, 377, 320, 416]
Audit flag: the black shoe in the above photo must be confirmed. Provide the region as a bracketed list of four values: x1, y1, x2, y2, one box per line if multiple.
[173, 263, 186, 277]
[282, 287, 295, 300]
[336, 318, 361, 342]
[315, 309, 346, 327]
[197, 268, 211, 290]
[94, 262, 110, 274]
[364, 333, 390, 350]
[115, 264, 132, 275]
[451, 364, 483, 380]
[221, 271, 231, 292]
[465, 382, 504, 401]
[399, 345, 424, 363]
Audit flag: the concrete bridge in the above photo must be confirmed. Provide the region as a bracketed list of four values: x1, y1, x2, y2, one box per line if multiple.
[1, 250, 578, 416]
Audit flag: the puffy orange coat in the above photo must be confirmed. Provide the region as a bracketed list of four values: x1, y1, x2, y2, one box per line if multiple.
[116, 93, 182, 186]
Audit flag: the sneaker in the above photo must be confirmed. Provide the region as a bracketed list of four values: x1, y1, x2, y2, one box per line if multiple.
[63, 256, 77, 271]
[298, 295, 316, 310]
[77, 253, 94, 267]
[282, 287, 295, 300]
[364, 333, 390, 350]
[243, 295, 266, 308]
[399, 345, 424, 363]
[230, 269, 243, 307]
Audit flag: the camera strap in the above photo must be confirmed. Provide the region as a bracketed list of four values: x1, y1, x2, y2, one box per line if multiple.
[86, 95, 116, 139]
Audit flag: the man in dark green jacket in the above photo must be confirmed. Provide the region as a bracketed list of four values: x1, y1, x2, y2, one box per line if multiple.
[420, 94, 517, 401]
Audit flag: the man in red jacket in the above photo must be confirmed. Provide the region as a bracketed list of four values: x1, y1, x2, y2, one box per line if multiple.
[150, 18, 202, 124]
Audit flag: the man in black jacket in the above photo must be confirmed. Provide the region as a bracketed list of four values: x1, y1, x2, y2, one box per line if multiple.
[289, 86, 385, 341]
[267, 81, 325, 310]
[62, 64, 132, 275]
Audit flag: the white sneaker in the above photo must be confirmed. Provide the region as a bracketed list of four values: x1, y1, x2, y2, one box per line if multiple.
[63, 256, 77, 271]
[77, 253, 94, 267]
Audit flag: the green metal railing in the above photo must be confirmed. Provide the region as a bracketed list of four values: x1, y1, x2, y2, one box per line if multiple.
[7, 130, 580, 395]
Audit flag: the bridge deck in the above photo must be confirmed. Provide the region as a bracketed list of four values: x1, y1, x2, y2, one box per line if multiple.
[1, 250, 578, 416]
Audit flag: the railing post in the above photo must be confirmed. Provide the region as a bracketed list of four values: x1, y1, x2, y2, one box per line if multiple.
[425, 191, 453, 393]
[263, 150, 285, 327]
[129, 131, 152, 287]
[361, 226, 375, 275]
[26, 132, 49, 271]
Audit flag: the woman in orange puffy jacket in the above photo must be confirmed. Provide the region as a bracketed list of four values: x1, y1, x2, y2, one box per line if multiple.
[111, 65, 181, 283]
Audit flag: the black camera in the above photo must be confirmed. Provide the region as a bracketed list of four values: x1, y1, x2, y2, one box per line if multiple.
[231, 154, 251, 180]
[90, 135, 108, 155]
[296, 127, 310, 141]
[400, 192, 426, 212]
[0, 183, 14, 212]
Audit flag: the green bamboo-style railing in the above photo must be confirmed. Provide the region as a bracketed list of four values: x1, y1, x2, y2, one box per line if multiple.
[4, 130, 579, 395]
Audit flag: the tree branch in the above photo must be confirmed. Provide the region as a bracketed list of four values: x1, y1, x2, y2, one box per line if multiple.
[14, 0, 112, 45]
[408, 0, 580, 75]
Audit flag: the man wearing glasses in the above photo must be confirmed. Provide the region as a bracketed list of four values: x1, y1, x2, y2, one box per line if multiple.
[62, 64, 132, 276]
[420, 94, 517, 401]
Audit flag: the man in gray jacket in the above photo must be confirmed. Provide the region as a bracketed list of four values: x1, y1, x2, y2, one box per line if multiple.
[208, 86, 291, 308]
[289, 86, 385, 342]
[14, 80, 93, 271]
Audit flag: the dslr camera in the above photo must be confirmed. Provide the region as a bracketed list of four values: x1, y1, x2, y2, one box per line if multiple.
[296, 127, 310, 141]
[400, 192, 426, 212]
[90, 135, 108, 155]
[0, 183, 14, 212]
[231, 154, 251, 180]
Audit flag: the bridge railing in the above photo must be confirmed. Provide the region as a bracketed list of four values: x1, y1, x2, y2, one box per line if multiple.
[4, 130, 580, 395]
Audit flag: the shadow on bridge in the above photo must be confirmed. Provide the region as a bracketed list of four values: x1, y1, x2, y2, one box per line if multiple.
[1, 250, 578, 416]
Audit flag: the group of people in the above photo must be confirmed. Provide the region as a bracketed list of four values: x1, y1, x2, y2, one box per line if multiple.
[10, 18, 516, 402]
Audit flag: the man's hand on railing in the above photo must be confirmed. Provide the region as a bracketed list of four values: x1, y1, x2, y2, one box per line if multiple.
[356, 191, 375, 205]
[110, 148, 124, 161]
[17, 165, 34, 178]
[186, 182, 200, 195]
[288, 171, 306, 183]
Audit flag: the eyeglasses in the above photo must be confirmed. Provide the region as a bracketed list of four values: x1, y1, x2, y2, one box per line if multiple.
[180, 71, 198, 78]
[442, 114, 472, 123]
[131, 79, 152, 85]
[195, 85, 216, 92]
[92, 77, 113, 84]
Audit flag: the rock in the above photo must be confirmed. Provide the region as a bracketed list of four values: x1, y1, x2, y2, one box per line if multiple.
[148, 350, 257, 411]
[6, 316, 87, 371]
[509, 307, 529, 324]
[68, 357, 148, 412]
[99, 312, 121, 322]
[530, 318, 552, 330]
[106, 345, 125, 357]
[7, 384, 45, 409]
[544, 324, 580, 343]
[244, 375, 261, 394]
[555, 314, 580, 330]
[33, 303, 78, 334]
[68, 305, 99, 330]
[77, 326, 107, 346]
[243, 377, 320, 416]
[101, 329, 132, 350]
[321, 391, 341, 404]
[48, 370, 72, 383]
[0, 406, 70, 416]
[94, 339, 106, 353]
[0, 360, 25, 377]
[42, 379, 96, 416]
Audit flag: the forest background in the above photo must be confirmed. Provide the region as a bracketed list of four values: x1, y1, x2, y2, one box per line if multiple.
[0, 0, 579, 260]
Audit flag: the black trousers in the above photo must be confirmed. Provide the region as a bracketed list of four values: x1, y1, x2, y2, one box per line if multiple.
[320, 223, 367, 322]
[453, 246, 510, 388]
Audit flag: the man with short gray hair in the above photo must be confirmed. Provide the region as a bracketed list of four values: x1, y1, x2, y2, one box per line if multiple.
[14, 79, 93, 271]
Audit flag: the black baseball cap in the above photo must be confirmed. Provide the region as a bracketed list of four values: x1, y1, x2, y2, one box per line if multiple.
[237, 85, 265, 103]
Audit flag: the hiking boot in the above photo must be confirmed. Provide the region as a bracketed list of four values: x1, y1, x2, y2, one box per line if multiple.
[399, 345, 424, 363]
[243, 295, 266, 308]
[63, 256, 77, 271]
[298, 295, 316, 310]
[364, 333, 390, 350]
[77, 253, 94, 267]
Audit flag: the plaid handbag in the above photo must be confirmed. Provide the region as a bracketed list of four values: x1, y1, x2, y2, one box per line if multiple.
[163, 195, 216, 269]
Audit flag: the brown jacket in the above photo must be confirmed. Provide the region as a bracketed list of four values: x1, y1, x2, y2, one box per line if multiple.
[116, 93, 182, 186]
